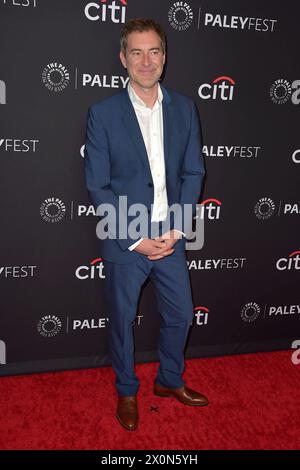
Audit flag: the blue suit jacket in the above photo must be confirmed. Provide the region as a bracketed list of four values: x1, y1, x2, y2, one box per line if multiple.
[84, 85, 205, 264]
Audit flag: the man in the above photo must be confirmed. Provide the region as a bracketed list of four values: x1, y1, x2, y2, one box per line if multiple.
[85, 18, 208, 431]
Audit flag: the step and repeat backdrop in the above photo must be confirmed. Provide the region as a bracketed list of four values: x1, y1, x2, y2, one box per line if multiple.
[0, 0, 299, 375]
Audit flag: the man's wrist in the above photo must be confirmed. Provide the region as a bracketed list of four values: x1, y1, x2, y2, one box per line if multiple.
[128, 238, 144, 251]
[173, 229, 186, 238]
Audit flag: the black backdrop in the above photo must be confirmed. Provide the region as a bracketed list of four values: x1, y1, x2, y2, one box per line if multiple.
[0, 0, 299, 375]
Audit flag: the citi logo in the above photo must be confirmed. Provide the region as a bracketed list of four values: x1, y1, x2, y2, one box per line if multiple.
[84, 0, 127, 23]
[197, 198, 222, 220]
[75, 258, 105, 280]
[0, 80, 6, 104]
[292, 149, 300, 164]
[193, 306, 209, 326]
[276, 250, 300, 271]
[198, 76, 235, 101]
[269, 79, 300, 105]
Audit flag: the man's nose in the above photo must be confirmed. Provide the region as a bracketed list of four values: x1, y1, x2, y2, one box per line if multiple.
[141, 53, 150, 66]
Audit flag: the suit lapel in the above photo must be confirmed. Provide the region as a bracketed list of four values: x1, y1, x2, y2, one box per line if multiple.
[121, 89, 152, 179]
[161, 85, 174, 167]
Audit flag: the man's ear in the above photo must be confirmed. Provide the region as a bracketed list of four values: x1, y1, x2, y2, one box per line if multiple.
[119, 50, 127, 68]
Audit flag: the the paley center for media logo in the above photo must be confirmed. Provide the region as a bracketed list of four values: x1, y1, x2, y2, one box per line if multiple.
[42, 63, 70, 93]
[254, 197, 276, 220]
[40, 197, 66, 223]
[241, 302, 260, 322]
[37, 315, 62, 338]
[168, 2, 193, 31]
[270, 79, 300, 105]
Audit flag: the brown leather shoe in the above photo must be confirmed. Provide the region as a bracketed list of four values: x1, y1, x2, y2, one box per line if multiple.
[116, 395, 139, 431]
[154, 383, 209, 406]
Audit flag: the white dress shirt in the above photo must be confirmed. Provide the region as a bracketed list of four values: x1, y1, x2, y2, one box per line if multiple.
[127, 82, 184, 251]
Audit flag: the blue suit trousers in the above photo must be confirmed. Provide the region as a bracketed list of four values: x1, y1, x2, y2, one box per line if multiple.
[103, 244, 194, 396]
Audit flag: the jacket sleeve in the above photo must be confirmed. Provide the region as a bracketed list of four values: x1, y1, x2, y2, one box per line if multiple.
[171, 102, 205, 236]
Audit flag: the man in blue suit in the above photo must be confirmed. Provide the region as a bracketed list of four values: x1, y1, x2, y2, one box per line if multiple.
[85, 18, 208, 431]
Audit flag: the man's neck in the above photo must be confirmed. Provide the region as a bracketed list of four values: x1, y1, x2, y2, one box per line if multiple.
[129, 80, 159, 109]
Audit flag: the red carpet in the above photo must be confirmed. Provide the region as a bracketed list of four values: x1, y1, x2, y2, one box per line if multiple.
[0, 350, 299, 450]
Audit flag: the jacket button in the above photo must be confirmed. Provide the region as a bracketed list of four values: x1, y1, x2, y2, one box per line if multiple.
[148, 182, 153, 187]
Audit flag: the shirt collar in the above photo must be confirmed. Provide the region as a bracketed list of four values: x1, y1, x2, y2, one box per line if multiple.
[127, 81, 163, 109]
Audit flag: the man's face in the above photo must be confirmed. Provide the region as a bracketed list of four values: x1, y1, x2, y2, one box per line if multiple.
[120, 30, 165, 90]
